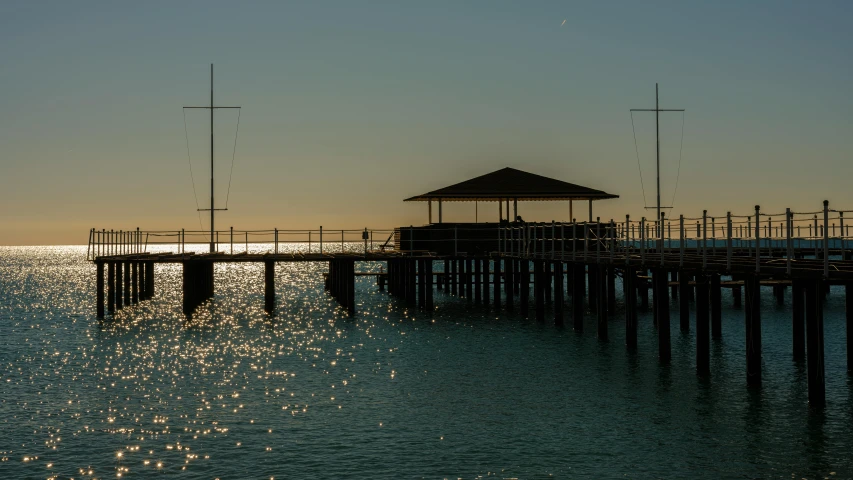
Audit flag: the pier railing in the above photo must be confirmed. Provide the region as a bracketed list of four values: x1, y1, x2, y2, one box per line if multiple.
[488, 201, 851, 278]
[87, 227, 397, 261]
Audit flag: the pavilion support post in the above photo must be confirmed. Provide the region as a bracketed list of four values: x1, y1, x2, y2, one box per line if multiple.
[438, 199, 442, 223]
[588, 199, 593, 222]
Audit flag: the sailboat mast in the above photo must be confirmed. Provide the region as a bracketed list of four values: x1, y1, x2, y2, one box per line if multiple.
[210, 64, 215, 253]
[655, 83, 660, 237]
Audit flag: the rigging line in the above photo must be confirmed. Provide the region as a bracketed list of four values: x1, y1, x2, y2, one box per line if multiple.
[225, 108, 241, 209]
[183, 109, 207, 239]
[630, 111, 647, 208]
[669, 111, 686, 209]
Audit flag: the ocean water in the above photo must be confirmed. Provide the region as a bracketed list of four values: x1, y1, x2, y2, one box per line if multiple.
[1, 246, 851, 479]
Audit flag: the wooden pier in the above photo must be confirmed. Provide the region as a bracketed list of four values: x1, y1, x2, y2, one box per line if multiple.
[88, 198, 853, 410]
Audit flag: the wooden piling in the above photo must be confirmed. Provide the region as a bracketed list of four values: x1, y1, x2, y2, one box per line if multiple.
[520, 259, 529, 317]
[710, 274, 722, 339]
[474, 258, 482, 304]
[264, 260, 275, 314]
[465, 259, 473, 301]
[597, 265, 607, 340]
[544, 262, 552, 305]
[115, 262, 123, 311]
[493, 258, 501, 310]
[655, 269, 671, 363]
[505, 259, 514, 311]
[554, 262, 564, 325]
[572, 264, 584, 332]
[745, 275, 762, 387]
[792, 279, 805, 361]
[625, 267, 637, 349]
[107, 262, 115, 314]
[732, 283, 742, 308]
[96, 262, 105, 319]
[182, 260, 192, 315]
[145, 261, 154, 299]
[679, 271, 689, 332]
[131, 261, 138, 304]
[123, 261, 131, 307]
[347, 260, 355, 316]
[847, 283, 852, 373]
[696, 274, 710, 376]
[482, 259, 489, 306]
[607, 267, 616, 313]
[139, 260, 146, 301]
[534, 260, 544, 322]
[425, 260, 434, 310]
[418, 259, 427, 309]
[805, 280, 825, 407]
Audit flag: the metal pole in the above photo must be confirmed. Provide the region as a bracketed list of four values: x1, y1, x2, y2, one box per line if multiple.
[230, 226, 233, 255]
[727, 212, 732, 271]
[755, 205, 761, 273]
[702, 210, 707, 270]
[660, 212, 665, 266]
[823, 200, 829, 278]
[320, 226, 323, 254]
[786, 208, 792, 275]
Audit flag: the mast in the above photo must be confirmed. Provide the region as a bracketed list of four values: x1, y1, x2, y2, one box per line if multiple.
[183, 64, 240, 254]
[210, 64, 215, 253]
[655, 83, 660, 237]
[630, 84, 684, 238]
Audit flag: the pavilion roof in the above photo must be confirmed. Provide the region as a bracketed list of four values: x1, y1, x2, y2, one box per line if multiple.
[403, 167, 619, 202]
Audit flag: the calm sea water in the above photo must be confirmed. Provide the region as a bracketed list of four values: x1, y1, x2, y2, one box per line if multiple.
[1, 246, 851, 479]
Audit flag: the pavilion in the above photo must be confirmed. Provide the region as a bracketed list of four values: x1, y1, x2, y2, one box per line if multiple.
[404, 167, 618, 223]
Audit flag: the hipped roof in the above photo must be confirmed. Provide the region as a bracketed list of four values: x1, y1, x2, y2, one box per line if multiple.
[404, 167, 619, 202]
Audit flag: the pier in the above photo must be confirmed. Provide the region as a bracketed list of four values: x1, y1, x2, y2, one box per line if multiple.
[88, 169, 853, 409]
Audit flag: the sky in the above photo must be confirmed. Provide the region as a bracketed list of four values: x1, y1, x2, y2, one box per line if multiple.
[1, 1, 851, 245]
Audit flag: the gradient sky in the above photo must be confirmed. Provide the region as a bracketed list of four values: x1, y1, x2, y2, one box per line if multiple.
[1, 1, 851, 245]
